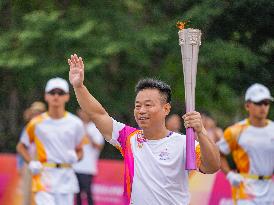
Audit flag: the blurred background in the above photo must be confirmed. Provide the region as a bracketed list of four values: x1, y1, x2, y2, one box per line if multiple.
[1, 0, 274, 155]
[0, 0, 273, 204]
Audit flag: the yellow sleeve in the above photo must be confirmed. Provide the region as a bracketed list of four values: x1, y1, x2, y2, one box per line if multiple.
[25, 115, 44, 143]
[223, 127, 238, 152]
[25, 120, 36, 143]
[195, 144, 201, 169]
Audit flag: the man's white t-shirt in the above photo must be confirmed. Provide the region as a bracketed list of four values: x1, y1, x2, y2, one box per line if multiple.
[109, 119, 201, 205]
[73, 122, 105, 175]
[21, 112, 85, 193]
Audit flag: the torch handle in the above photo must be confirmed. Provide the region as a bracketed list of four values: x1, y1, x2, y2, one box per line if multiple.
[178, 28, 201, 171]
[185, 82, 196, 170]
[186, 127, 196, 170]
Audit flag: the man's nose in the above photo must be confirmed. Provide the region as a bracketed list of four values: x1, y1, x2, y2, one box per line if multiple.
[139, 106, 147, 114]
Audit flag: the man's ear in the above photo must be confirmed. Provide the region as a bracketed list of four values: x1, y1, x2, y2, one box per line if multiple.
[164, 103, 171, 116]
[245, 102, 249, 112]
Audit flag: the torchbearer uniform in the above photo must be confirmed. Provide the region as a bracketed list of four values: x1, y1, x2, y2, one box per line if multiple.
[218, 119, 274, 204]
[108, 119, 202, 205]
[21, 112, 85, 205]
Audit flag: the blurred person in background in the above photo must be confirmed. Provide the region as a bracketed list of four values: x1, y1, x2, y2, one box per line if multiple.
[201, 112, 223, 143]
[16, 77, 85, 205]
[17, 101, 46, 205]
[23, 102, 47, 124]
[217, 83, 274, 204]
[165, 113, 182, 133]
[68, 54, 220, 205]
[73, 108, 104, 205]
[17, 101, 47, 173]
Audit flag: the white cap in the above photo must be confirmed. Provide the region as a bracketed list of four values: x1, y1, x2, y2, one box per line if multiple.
[245, 83, 273, 102]
[45, 77, 69, 93]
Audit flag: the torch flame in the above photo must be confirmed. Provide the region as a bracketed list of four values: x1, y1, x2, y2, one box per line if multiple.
[176, 20, 189, 30]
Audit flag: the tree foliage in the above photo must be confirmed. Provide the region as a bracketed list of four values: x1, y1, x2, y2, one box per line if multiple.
[0, 0, 273, 156]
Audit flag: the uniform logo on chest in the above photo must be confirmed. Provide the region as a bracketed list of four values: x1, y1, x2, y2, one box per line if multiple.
[136, 131, 146, 149]
[159, 148, 170, 160]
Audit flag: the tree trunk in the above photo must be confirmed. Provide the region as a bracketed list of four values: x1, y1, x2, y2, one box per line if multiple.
[8, 88, 19, 136]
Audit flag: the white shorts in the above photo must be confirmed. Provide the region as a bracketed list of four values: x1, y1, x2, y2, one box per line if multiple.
[35, 191, 74, 205]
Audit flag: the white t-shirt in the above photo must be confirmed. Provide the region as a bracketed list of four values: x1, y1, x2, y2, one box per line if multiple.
[109, 119, 201, 205]
[21, 112, 85, 193]
[73, 122, 105, 175]
[218, 119, 274, 203]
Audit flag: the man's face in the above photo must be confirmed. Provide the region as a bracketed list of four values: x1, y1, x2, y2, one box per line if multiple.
[134, 89, 170, 130]
[245, 99, 271, 120]
[44, 89, 69, 108]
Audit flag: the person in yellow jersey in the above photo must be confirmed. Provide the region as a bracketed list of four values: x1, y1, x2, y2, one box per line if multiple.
[217, 83, 274, 204]
[73, 108, 104, 205]
[17, 77, 85, 205]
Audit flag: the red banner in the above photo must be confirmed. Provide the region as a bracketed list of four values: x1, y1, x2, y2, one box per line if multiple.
[92, 160, 124, 205]
[0, 154, 234, 205]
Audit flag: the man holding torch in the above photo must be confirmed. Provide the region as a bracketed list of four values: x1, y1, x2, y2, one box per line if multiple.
[68, 53, 220, 204]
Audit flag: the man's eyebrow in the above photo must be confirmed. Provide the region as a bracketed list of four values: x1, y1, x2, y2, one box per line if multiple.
[135, 99, 153, 103]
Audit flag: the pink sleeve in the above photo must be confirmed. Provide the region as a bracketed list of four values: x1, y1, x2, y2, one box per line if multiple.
[117, 125, 137, 151]
[109, 119, 137, 151]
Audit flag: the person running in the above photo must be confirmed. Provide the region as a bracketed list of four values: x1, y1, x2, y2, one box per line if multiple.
[68, 54, 220, 205]
[218, 83, 274, 204]
[16, 77, 85, 205]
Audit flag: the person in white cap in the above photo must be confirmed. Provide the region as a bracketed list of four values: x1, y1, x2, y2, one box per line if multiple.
[16, 77, 85, 205]
[217, 83, 274, 204]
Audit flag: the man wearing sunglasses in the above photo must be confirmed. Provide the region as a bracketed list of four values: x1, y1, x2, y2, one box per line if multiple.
[218, 83, 274, 204]
[17, 77, 85, 205]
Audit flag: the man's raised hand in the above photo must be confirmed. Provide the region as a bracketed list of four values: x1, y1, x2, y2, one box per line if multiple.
[68, 54, 84, 88]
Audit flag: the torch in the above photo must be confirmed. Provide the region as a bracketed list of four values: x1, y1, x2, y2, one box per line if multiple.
[177, 21, 202, 170]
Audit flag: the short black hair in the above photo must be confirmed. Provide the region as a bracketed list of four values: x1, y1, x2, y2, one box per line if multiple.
[135, 78, 171, 103]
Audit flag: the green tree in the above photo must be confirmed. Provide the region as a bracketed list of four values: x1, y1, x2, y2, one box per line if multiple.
[0, 0, 273, 156]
